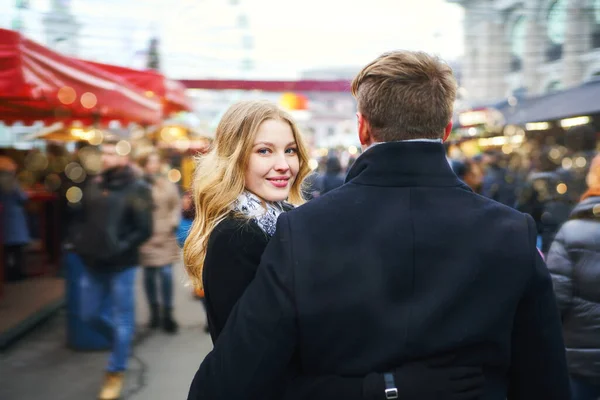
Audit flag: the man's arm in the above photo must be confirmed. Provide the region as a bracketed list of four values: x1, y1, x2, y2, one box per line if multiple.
[188, 213, 298, 400]
[121, 183, 153, 251]
[507, 214, 570, 400]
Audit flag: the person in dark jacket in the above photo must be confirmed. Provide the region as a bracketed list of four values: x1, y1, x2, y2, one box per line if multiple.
[318, 156, 345, 195]
[481, 150, 517, 207]
[452, 158, 483, 193]
[0, 156, 30, 281]
[72, 139, 153, 400]
[516, 147, 573, 253]
[188, 51, 570, 400]
[547, 154, 600, 400]
[185, 100, 484, 400]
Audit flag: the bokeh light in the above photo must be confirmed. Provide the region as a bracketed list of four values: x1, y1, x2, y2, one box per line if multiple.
[556, 183, 567, 194]
[168, 168, 182, 183]
[78, 147, 103, 175]
[88, 129, 104, 146]
[57, 86, 77, 105]
[575, 157, 587, 168]
[66, 187, 83, 203]
[308, 159, 319, 170]
[80, 92, 98, 109]
[65, 162, 86, 183]
[116, 140, 132, 156]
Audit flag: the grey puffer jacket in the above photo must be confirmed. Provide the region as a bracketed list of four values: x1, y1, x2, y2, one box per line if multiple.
[547, 195, 600, 383]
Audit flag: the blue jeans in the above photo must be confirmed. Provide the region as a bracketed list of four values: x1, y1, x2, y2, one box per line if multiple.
[143, 265, 173, 309]
[571, 376, 600, 400]
[81, 267, 137, 372]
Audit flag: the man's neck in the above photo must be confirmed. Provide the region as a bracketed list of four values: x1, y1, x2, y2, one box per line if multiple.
[363, 138, 443, 152]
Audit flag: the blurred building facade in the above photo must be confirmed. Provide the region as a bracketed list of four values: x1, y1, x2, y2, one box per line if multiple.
[300, 68, 359, 149]
[0, 0, 256, 79]
[450, 0, 600, 104]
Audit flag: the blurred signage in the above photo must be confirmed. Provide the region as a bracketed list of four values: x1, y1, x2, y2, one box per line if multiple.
[458, 110, 488, 127]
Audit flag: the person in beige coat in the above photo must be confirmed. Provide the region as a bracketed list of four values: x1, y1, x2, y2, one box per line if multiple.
[138, 151, 182, 333]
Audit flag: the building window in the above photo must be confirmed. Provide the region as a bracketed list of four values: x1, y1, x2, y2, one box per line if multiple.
[593, 0, 600, 48]
[241, 58, 253, 71]
[546, 0, 566, 62]
[242, 35, 253, 49]
[510, 16, 526, 72]
[237, 14, 248, 28]
[546, 80, 562, 92]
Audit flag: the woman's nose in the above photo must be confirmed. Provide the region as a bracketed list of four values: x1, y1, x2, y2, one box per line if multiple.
[273, 153, 290, 172]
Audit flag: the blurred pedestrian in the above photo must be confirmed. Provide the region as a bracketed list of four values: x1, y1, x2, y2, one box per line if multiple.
[452, 158, 483, 193]
[0, 156, 30, 281]
[318, 156, 344, 195]
[547, 153, 600, 400]
[138, 151, 181, 334]
[71, 139, 153, 400]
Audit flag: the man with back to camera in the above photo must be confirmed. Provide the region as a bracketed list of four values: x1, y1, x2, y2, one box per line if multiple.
[188, 50, 570, 400]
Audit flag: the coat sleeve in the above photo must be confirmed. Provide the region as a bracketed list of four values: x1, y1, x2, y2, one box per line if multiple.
[546, 227, 574, 318]
[120, 182, 153, 251]
[506, 214, 570, 400]
[202, 219, 268, 338]
[188, 213, 298, 400]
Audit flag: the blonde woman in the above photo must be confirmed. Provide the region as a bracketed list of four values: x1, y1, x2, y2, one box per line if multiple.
[185, 100, 483, 400]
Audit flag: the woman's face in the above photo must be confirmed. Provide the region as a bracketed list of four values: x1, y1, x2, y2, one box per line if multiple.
[145, 154, 161, 175]
[464, 163, 483, 191]
[244, 119, 299, 202]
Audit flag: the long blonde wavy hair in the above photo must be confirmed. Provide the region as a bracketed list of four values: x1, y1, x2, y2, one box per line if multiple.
[183, 100, 311, 288]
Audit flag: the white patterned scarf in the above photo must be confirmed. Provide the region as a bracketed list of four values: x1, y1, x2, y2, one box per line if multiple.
[232, 191, 286, 236]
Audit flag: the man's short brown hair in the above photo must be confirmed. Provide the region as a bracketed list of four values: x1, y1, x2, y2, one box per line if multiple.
[351, 50, 457, 142]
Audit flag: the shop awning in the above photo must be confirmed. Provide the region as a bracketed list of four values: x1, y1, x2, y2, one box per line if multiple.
[0, 29, 162, 126]
[503, 79, 600, 125]
[83, 60, 193, 116]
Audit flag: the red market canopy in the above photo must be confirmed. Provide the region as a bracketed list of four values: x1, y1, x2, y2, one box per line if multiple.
[0, 29, 162, 126]
[84, 60, 193, 116]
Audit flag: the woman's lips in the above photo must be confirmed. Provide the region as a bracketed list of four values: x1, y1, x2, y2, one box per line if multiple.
[267, 177, 290, 188]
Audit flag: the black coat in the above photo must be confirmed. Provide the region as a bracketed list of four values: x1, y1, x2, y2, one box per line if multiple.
[547, 196, 600, 383]
[190, 142, 570, 400]
[72, 166, 153, 271]
[202, 215, 369, 400]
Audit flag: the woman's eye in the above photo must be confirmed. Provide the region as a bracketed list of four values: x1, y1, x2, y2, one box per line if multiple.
[257, 148, 271, 155]
[285, 148, 298, 154]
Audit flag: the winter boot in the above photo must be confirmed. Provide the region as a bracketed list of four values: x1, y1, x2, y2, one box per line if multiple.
[149, 304, 160, 329]
[163, 307, 179, 334]
[98, 372, 124, 400]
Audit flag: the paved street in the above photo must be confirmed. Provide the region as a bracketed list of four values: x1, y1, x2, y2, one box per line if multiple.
[0, 262, 212, 400]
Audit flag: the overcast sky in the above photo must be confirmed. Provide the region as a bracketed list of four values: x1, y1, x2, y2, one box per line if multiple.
[3, 0, 464, 79]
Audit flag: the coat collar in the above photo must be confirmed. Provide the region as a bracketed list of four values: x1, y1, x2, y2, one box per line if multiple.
[346, 141, 471, 190]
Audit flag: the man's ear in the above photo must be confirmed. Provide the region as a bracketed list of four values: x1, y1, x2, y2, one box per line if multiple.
[443, 121, 453, 142]
[357, 112, 373, 149]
